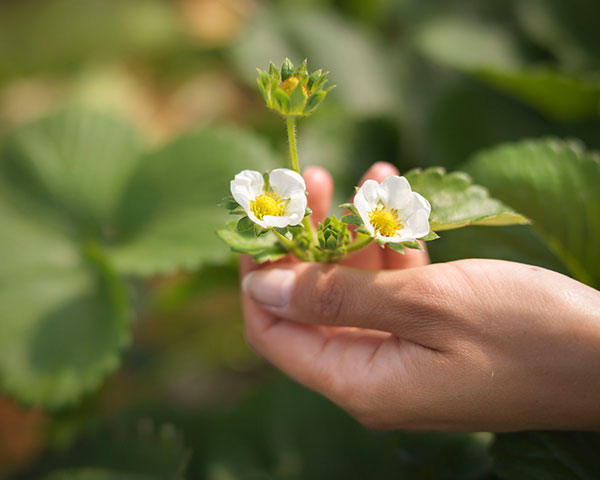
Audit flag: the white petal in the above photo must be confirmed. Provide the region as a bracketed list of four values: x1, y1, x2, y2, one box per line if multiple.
[230, 170, 264, 209]
[401, 193, 431, 239]
[284, 192, 308, 225]
[353, 180, 380, 235]
[247, 210, 268, 229]
[269, 168, 306, 197]
[381, 175, 412, 210]
[263, 215, 294, 228]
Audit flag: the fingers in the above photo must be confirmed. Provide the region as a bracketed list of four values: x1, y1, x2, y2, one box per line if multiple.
[303, 166, 333, 226]
[242, 262, 455, 349]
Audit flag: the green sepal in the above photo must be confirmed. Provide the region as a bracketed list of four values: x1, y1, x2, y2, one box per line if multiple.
[304, 207, 312, 217]
[356, 225, 371, 235]
[306, 91, 327, 113]
[339, 203, 359, 215]
[219, 195, 240, 211]
[419, 230, 440, 241]
[386, 242, 405, 254]
[268, 61, 280, 83]
[341, 214, 363, 226]
[274, 88, 290, 113]
[281, 58, 294, 81]
[376, 238, 386, 248]
[236, 216, 255, 233]
[402, 241, 423, 251]
[288, 225, 304, 235]
[228, 206, 245, 215]
[254, 224, 269, 236]
[290, 82, 308, 113]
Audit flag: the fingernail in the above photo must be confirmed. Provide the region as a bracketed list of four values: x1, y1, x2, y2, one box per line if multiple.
[242, 269, 295, 308]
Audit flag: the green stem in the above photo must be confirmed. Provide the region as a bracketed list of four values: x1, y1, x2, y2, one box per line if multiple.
[346, 235, 373, 253]
[285, 115, 316, 245]
[286, 116, 300, 173]
[273, 230, 309, 261]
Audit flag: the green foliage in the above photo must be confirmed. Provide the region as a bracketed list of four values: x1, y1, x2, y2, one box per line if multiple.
[110, 127, 276, 275]
[41, 469, 152, 480]
[466, 138, 600, 287]
[492, 431, 600, 479]
[0, 109, 278, 407]
[404, 167, 529, 232]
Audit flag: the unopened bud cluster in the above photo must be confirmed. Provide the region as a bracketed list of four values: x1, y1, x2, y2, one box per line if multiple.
[257, 58, 334, 117]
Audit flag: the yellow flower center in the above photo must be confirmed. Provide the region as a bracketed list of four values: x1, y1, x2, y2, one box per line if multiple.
[369, 206, 402, 237]
[250, 192, 285, 219]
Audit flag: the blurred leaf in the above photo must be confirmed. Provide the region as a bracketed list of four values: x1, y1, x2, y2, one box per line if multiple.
[492, 431, 600, 480]
[33, 418, 190, 480]
[0, 0, 180, 82]
[465, 138, 600, 287]
[109, 127, 277, 275]
[429, 225, 568, 276]
[41, 469, 152, 480]
[0, 108, 143, 236]
[415, 17, 522, 72]
[0, 203, 132, 408]
[476, 69, 600, 121]
[404, 167, 529, 232]
[516, 0, 600, 70]
[230, 7, 397, 116]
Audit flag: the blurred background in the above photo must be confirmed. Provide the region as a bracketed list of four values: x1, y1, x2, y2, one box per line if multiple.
[0, 0, 598, 478]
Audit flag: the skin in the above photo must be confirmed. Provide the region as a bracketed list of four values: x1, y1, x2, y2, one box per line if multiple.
[240, 162, 600, 432]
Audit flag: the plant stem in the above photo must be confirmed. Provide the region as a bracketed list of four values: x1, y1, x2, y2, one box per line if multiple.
[285, 115, 316, 246]
[273, 230, 309, 261]
[346, 235, 373, 253]
[286, 116, 300, 173]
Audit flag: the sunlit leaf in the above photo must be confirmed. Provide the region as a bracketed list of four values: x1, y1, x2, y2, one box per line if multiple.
[465, 138, 600, 287]
[109, 127, 277, 275]
[0, 108, 143, 236]
[404, 167, 529, 232]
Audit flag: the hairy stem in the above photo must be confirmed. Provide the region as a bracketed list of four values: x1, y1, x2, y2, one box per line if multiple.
[273, 230, 310, 261]
[346, 234, 373, 253]
[286, 116, 300, 173]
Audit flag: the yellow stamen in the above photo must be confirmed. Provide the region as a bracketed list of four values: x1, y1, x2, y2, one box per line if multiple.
[250, 192, 285, 219]
[369, 206, 402, 237]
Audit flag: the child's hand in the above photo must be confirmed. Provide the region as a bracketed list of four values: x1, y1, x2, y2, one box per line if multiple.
[240, 163, 600, 432]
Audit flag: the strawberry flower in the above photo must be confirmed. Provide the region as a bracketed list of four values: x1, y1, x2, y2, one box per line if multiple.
[354, 175, 431, 243]
[230, 168, 307, 229]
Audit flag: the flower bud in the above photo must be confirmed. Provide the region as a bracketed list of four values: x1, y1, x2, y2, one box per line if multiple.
[256, 58, 334, 117]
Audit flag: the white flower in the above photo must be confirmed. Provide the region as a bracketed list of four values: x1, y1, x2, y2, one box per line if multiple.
[230, 168, 307, 229]
[354, 175, 431, 243]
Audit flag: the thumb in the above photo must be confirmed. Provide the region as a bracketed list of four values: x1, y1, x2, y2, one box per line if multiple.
[242, 262, 460, 349]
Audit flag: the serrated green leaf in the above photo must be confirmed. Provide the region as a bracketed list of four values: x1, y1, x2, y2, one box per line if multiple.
[0, 202, 132, 408]
[404, 167, 529, 233]
[217, 221, 278, 255]
[0, 107, 143, 235]
[465, 138, 600, 287]
[492, 431, 600, 480]
[108, 127, 276, 275]
[253, 247, 287, 263]
[341, 214, 363, 226]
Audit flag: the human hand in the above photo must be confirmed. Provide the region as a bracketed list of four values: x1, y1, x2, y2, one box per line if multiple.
[240, 163, 600, 432]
